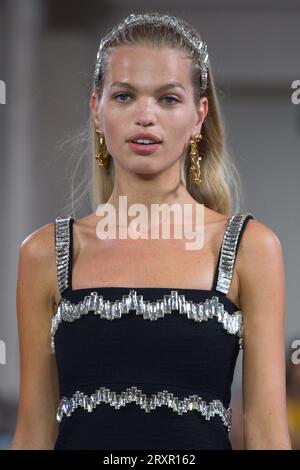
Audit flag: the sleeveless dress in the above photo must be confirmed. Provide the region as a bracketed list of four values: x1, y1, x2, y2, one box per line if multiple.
[51, 212, 255, 450]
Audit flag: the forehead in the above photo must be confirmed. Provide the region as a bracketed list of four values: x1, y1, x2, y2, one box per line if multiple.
[104, 45, 192, 86]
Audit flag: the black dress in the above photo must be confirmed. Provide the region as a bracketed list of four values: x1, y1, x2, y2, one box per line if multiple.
[51, 212, 255, 450]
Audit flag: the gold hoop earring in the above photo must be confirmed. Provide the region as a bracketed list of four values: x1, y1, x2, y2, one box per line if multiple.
[189, 133, 203, 185]
[95, 128, 109, 167]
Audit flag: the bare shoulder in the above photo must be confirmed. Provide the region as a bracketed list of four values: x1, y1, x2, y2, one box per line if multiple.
[21, 220, 55, 255]
[235, 216, 285, 313]
[236, 217, 283, 273]
[19, 221, 57, 309]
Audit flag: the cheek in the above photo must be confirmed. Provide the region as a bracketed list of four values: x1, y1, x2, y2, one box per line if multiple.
[166, 125, 190, 145]
[163, 110, 193, 139]
[101, 112, 120, 139]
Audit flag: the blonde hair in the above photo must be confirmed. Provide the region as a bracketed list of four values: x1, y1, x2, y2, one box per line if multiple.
[61, 12, 244, 218]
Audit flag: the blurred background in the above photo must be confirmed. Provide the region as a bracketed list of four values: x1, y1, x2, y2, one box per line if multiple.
[0, 0, 300, 449]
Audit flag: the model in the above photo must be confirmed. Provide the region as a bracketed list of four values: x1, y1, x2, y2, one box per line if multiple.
[11, 12, 291, 450]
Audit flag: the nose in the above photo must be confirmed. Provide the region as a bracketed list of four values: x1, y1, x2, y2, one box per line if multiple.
[135, 98, 156, 126]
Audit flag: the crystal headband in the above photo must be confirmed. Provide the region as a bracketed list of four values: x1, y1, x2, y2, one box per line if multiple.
[94, 13, 209, 95]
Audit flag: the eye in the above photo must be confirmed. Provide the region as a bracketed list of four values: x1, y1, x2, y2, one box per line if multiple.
[112, 93, 180, 104]
[161, 95, 180, 104]
[113, 93, 131, 102]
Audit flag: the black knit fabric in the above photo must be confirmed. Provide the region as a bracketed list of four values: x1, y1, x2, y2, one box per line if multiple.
[53, 214, 254, 450]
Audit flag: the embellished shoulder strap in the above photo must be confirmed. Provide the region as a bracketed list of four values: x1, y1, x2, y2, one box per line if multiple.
[55, 216, 74, 294]
[212, 212, 256, 294]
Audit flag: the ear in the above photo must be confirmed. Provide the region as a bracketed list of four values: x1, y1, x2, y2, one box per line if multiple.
[193, 97, 208, 135]
[89, 92, 101, 128]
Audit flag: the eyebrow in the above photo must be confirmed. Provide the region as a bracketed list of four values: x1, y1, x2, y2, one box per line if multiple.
[110, 81, 186, 93]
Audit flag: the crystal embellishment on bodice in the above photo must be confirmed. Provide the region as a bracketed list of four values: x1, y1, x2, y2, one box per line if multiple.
[51, 289, 243, 353]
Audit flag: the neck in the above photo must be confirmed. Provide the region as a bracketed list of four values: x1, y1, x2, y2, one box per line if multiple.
[105, 165, 197, 215]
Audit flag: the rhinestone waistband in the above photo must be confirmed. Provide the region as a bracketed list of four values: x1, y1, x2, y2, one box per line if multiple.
[51, 290, 243, 353]
[56, 385, 232, 432]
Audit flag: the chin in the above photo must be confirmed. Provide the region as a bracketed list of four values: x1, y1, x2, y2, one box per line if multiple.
[127, 157, 159, 171]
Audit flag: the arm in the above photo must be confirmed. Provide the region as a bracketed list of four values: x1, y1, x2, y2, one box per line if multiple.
[11, 223, 59, 450]
[237, 219, 292, 449]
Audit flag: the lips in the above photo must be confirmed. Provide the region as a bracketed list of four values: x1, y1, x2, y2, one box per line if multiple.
[127, 140, 161, 155]
[128, 133, 162, 143]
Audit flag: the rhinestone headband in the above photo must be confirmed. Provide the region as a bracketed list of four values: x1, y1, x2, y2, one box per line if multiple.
[94, 13, 209, 95]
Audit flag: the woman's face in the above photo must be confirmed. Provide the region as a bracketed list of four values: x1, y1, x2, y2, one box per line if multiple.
[90, 44, 208, 176]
